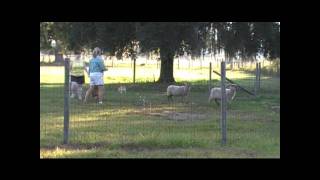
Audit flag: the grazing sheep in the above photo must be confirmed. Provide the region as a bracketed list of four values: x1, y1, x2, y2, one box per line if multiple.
[118, 85, 127, 94]
[167, 83, 191, 102]
[208, 84, 237, 105]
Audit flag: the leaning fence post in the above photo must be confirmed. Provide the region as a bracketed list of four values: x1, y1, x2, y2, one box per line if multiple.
[220, 61, 227, 145]
[64, 58, 70, 144]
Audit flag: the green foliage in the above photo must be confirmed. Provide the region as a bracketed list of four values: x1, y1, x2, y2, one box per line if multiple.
[40, 22, 280, 81]
[199, 22, 280, 60]
[40, 22, 54, 50]
[137, 22, 203, 57]
[41, 22, 280, 59]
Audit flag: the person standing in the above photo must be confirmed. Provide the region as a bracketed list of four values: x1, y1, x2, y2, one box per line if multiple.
[84, 47, 106, 104]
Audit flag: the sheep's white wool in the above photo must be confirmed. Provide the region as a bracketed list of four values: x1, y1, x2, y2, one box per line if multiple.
[208, 86, 237, 103]
[118, 86, 126, 94]
[167, 85, 190, 97]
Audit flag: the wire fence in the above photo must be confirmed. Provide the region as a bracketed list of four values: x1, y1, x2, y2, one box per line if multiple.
[40, 56, 280, 157]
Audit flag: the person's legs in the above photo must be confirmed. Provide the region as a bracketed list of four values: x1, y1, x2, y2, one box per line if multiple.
[70, 82, 78, 98]
[92, 86, 98, 99]
[84, 86, 94, 103]
[97, 85, 104, 104]
[77, 85, 83, 100]
[96, 72, 104, 104]
[85, 74, 96, 103]
[77, 76, 85, 101]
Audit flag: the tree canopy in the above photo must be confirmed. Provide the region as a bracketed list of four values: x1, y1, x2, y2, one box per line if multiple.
[40, 22, 280, 82]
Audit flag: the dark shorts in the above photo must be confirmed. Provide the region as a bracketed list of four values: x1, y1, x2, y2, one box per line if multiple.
[71, 75, 85, 85]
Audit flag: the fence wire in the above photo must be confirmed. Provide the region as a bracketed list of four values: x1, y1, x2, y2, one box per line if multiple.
[40, 57, 280, 157]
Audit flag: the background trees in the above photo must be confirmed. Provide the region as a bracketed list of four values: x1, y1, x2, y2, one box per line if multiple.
[40, 22, 280, 82]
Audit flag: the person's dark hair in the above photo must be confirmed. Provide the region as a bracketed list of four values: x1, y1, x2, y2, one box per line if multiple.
[74, 50, 81, 55]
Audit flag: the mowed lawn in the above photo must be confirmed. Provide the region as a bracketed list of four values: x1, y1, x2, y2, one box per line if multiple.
[40, 62, 280, 158]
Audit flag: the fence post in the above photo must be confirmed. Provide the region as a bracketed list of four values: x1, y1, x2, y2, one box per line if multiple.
[209, 62, 212, 95]
[220, 61, 227, 145]
[64, 58, 70, 144]
[254, 62, 259, 96]
[258, 62, 261, 89]
[133, 57, 136, 84]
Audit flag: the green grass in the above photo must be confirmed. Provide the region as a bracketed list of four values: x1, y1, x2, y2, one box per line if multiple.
[40, 62, 280, 158]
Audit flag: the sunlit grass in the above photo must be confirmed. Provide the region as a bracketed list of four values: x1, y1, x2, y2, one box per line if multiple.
[40, 60, 279, 158]
[40, 60, 276, 84]
[40, 147, 94, 158]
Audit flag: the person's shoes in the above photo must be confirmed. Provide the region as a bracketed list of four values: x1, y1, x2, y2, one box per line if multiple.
[98, 101, 103, 105]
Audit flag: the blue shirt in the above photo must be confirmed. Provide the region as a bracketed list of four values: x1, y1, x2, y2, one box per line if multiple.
[89, 57, 106, 74]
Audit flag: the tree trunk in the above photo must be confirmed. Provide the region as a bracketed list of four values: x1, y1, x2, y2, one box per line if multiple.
[201, 53, 204, 70]
[55, 51, 64, 64]
[158, 48, 175, 83]
[230, 60, 233, 70]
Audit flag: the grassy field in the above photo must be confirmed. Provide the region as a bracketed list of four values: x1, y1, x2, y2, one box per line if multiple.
[40, 61, 280, 158]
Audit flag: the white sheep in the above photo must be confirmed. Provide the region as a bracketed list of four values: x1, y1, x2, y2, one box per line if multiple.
[167, 83, 191, 102]
[208, 84, 237, 105]
[118, 85, 127, 94]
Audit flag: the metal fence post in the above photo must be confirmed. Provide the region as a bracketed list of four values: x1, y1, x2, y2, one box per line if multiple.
[209, 62, 212, 95]
[254, 62, 259, 96]
[258, 62, 261, 89]
[220, 61, 227, 145]
[133, 57, 136, 84]
[64, 58, 70, 144]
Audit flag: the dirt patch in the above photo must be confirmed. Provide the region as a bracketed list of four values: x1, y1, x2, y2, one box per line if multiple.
[148, 111, 209, 121]
[271, 106, 280, 113]
[119, 143, 157, 152]
[41, 142, 111, 151]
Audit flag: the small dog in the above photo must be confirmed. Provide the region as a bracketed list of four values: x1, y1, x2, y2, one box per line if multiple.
[70, 81, 83, 100]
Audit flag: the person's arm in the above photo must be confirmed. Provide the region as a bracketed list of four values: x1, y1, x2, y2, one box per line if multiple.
[83, 62, 89, 75]
[87, 61, 91, 75]
[100, 59, 107, 72]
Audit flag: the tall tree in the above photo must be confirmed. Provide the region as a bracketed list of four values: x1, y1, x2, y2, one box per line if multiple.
[41, 22, 280, 82]
[203, 22, 280, 61]
[40, 22, 71, 63]
[137, 22, 203, 83]
[40, 22, 53, 50]
[94, 22, 136, 59]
